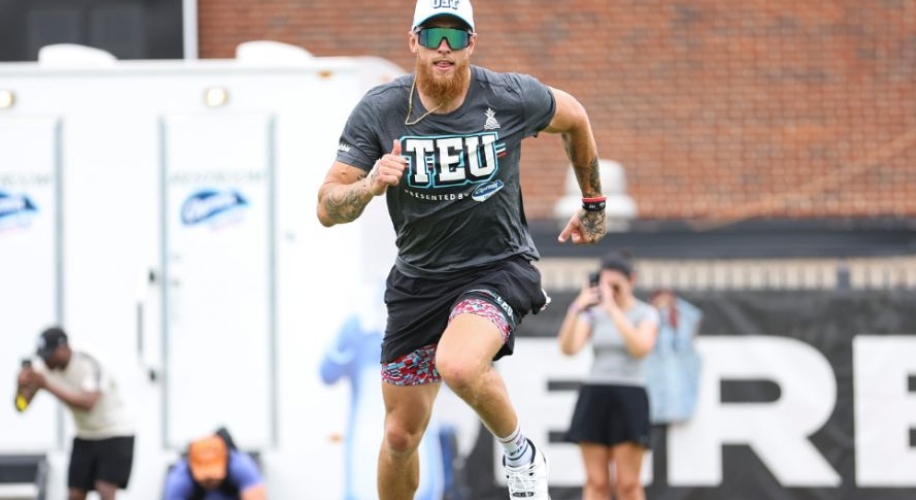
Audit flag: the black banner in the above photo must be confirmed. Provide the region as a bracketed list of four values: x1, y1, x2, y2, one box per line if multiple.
[449, 290, 916, 500]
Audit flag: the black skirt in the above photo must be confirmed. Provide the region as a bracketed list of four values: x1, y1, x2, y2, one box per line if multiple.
[565, 384, 651, 448]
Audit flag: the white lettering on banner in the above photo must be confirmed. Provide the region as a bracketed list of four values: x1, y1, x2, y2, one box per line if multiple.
[854, 336, 916, 486]
[500, 336, 914, 489]
[668, 337, 840, 486]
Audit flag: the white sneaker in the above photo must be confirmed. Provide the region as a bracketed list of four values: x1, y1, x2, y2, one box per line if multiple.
[503, 439, 550, 499]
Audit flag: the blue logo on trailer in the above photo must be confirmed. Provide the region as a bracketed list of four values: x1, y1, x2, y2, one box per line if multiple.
[0, 190, 38, 229]
[180, 189, 248, 226]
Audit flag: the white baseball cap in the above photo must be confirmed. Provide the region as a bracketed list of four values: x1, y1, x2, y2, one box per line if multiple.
[412, 0, 475, 32]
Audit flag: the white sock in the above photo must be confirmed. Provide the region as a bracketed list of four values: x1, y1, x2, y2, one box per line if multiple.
[498, 425, 534, 467]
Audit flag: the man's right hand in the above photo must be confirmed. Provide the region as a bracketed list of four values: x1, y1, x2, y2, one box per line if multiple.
[17, 368, 32, 387]
[367, 140, 406, 196]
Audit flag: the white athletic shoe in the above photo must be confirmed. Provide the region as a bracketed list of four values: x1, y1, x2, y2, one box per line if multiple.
[503, 439, 550, 499]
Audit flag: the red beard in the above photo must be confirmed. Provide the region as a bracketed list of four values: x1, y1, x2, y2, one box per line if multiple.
[415, 57, 470, 104]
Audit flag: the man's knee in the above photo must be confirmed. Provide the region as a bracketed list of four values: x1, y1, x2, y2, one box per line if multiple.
[436, 328, 496, 393]
[383, 419, 426, 455]
[435, 354, 480, 393]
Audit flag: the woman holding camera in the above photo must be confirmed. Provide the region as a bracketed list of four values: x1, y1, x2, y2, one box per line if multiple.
[558, 250, 660, 500]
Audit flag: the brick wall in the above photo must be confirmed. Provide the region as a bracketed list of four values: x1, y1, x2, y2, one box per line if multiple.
[199, 0, 916, 221]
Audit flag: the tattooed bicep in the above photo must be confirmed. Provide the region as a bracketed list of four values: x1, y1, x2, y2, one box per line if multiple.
[327, 161, 369, 184]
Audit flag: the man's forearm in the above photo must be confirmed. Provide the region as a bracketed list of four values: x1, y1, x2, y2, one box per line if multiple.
[564, 125, 608, 241]
[317, 179, 376, 226]
[562, 131, 602, 197]
[43, 383, 98, 411]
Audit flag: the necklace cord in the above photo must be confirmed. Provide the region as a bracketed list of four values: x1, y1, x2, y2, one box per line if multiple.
[404, 77, 443, 126]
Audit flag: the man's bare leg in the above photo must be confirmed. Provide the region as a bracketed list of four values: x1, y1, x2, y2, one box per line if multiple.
[94, 480, 119, 500]
[378, 381, 440, 500]
[436, 313, 518, 438]
[67, 488, 87, 500]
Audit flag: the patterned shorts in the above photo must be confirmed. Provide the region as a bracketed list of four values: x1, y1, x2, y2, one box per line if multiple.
[380, 298, 511, 386]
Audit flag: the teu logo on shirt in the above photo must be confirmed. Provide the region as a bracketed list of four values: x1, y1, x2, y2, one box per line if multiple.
[403, 133, 499, 189]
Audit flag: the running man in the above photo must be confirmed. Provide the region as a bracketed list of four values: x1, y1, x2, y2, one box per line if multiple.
[316, 1, 607, 498]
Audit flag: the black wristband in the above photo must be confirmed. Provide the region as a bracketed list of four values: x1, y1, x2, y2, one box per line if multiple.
[582, 196, 607, 212]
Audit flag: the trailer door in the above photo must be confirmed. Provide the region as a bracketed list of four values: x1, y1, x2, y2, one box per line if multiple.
[0, 117, 63, 451]
[161, 113, 276, 449]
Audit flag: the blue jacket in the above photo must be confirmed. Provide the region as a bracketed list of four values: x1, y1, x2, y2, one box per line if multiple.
[644, 297, 703, 424]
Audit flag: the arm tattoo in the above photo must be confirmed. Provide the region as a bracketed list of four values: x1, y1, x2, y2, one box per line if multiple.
[563, 134, 602, 197]
[583, 157, 601, 194]
[579, 210, 607, 241]
[562, 134, 575, 162]
[322, 172, 373, 224]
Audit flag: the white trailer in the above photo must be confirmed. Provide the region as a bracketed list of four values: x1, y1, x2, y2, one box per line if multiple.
[0, 42, 414, 499]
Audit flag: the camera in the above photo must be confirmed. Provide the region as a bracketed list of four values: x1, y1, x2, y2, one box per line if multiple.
[588, 272, 600, 287]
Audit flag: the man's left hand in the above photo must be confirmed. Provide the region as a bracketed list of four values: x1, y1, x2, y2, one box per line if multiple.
[557, 210, 607, 245]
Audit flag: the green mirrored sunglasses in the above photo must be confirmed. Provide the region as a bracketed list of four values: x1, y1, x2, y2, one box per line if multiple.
[416, 27, 471, 50]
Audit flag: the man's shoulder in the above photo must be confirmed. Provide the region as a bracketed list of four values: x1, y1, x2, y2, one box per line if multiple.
[163, 458, 193, 489]
[166, 457, 191, 475]
[71, 350, 105, 371]
[472, 65, 542, 92]
[228, 450, 261, 473]
[361, 74, 412, 105]
[227, 450, 264, 488]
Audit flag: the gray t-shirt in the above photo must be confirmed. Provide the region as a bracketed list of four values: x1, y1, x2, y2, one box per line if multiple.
[37, 351, 133, 439]
[583, 300, 660, 386]
[336, 65, 556, 277]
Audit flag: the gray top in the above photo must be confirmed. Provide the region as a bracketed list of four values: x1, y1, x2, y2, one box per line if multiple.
[584, 300, 660, 386]
[335, 65, 556, 277]
[37, 351, 133, 439]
